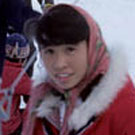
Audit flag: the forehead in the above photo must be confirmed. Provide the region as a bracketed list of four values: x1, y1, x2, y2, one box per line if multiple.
[44, 44, 75, 49]
[42, 40, 87, 49]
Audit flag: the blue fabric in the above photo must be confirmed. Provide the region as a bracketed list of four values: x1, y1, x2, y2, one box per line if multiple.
[6, 33, 28, 48]
[6, 33, 30, 59]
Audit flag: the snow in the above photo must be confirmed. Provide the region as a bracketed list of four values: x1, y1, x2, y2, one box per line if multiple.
[32, 0, 135, 84]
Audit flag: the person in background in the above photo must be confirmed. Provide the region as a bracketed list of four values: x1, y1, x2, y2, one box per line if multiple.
[1, 33, 32, 135]
[0, 0, 40, 84]
[22, 4, 135, 135]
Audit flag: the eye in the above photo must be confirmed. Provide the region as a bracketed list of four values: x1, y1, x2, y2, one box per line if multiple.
[66, 47, 76, 53]
[44, 48, 55, 55]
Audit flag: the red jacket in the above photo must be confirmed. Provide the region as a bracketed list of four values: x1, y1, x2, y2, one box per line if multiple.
[22, 76, 135, 135]
[1, 60, 32, 135]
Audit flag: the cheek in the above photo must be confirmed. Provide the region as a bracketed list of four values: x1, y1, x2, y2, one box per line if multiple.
[41, 56, 52, 73]
[72, 53, 88, 77]
[77, 52, 88, 77]
[79, 57, 88, 75]
[43, 60, 52, 73]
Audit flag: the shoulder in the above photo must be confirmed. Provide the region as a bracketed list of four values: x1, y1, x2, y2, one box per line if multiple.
[109, 82, 135, 134]
[110, 77, 135, 126]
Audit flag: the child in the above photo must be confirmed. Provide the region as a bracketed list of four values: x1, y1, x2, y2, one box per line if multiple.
[1, 33, 32, 135]
[22, 4, 135, 135]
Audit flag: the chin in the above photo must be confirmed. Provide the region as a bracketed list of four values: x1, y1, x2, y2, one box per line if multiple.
[55, 80, 79, 90]
[59, 84, 76, 90]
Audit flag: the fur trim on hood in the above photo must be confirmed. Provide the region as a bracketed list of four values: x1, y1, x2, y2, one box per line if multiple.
[33, 46, 128, 130]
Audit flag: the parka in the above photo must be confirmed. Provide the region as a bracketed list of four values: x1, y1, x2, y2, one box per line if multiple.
[22, 47, 135, 135]
[1, 60, 32, 135]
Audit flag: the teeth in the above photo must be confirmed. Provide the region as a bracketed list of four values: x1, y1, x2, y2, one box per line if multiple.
[57, 74, 69, 77]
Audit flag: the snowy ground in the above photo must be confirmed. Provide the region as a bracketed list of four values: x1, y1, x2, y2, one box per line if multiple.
[32, 0, 135, 84]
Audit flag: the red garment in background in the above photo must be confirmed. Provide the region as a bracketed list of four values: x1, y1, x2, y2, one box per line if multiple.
[1, 60, 32, 135]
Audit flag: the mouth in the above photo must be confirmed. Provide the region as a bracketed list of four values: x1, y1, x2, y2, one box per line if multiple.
[55, 73, 73, 83]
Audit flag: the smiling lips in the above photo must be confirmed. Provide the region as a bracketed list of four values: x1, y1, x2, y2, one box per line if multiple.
[55, 73, 73, 82]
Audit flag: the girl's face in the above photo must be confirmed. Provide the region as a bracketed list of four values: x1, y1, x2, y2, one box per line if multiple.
[41, 40, 88, 90]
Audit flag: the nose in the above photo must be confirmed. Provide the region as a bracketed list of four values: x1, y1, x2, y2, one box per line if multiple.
[53, 53, 68, 70]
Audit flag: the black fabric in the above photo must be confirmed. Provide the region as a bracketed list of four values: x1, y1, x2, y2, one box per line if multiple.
[0, 0, 7, 77]
[80, 74, 103, 101]
[43, 118, 59, 135]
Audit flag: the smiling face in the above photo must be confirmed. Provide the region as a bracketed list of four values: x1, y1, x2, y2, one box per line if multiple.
[41, 40, 89, 90]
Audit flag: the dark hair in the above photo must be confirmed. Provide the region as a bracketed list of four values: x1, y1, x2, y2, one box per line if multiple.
[35, 4, 90, 49]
